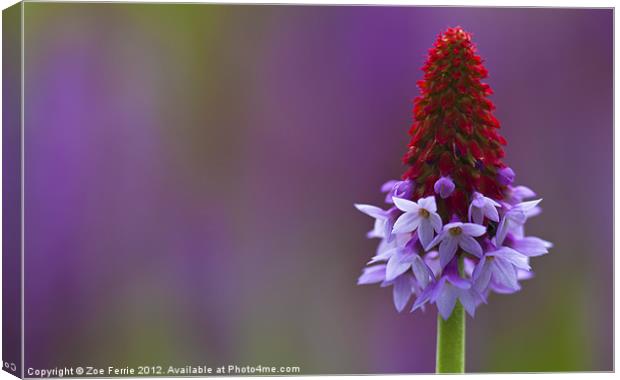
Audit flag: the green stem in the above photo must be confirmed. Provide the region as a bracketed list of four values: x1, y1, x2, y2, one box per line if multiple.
[436, 255, 466, 373]
[435, 300, 465, 373]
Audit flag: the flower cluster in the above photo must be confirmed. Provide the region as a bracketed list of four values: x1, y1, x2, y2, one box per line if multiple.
[355, 27, 552, 320]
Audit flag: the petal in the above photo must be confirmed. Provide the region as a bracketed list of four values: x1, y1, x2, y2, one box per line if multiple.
[392, 275, 413, 312]
[459, 235, 483, 257]
[393, 197, 420, 213]
[511, 236, 552, 257]
[444, 222, 463, 230]
[354, 204, 386, 219]
[491, 259, 519, 290]
[366, 218, 386, 239]
[411, 282, 434, 312]
[418, 220, 434, 249]
[489, 247, 531, 270]
[461, 223, 486, 237]
[385, 249, 415, 282]
[418, 196, 437, 213]
[392, 212, 421, 234]
[426, 230, 445, 251]
[357, 265, 386, 285]
[446, 271, 471, 289]
[473, 258, 492, 293]
[381, 180, 398, 193]
[411, 255, 433, 288]
[367, 247, 397, 264]
[438, 237, 458, 268]
[515, 199, 542, 212]
[436, 285, 458, 320]
[513, 185, 536, 199]
[471, 208, 484, 225]
[483, 203, 500, 222]
[429, 212, 443, 233]
[495, 217, 509, 245]
[456, 288, 478, 317]
[517, 268, 535, 280]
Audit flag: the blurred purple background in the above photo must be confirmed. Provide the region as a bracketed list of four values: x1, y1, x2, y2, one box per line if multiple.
[21, 4, 612, 373]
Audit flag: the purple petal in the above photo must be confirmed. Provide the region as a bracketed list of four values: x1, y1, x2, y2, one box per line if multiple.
[393, 197, 420, 213]
[470, 207, 484, 224]
[438, 237, 458, 268]
[385, 249, 415, 282]
[459, 235, 483, 257]
[511, 237, 552, 257]
[489, 247, 531, 270]
[436, 285, 458, 320]
[357, 265, 386, 285]
[495, 217, 509, 246]
[456, 288, 478, 317]
[417, 196, 437, 213]
[393, 180, 414, 200]
[491, 259, 519, 290]
[354, 204, 386, 219]
[417, 220, 434, 248]
[446, 271, 471, 289]
[425, 230, 445, 251]
[513, 185, 536, 200]
[429, 212, 443, 233]
[411, 255, 433, 287]
[392, 212, 421, 234]
[411, 281, 434, 312]
[473, 258, 492, 293]
[367, 247, 397, 264]
[434, 177, 455, 199]
[517, 268, 535, 280]
[381, 180, 398, 193]
[497, 166, 515, 186]
[483, 203, 500, 222]
[461, 223, 486, 237]
[392, 275, 413, 312]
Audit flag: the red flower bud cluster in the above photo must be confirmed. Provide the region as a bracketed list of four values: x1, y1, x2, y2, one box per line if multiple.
[402, 27, 507, 217]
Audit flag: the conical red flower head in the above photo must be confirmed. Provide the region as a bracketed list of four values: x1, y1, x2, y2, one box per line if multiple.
[402, 27, 507, 217]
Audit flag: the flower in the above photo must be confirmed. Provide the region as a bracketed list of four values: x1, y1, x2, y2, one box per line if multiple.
[354, 204, 399, 242]
[473, 246, 531, 293]
[357, 265, 417, 312]
[381, 179, 414, 204]
[413, 259, 485, 319]
[357, 265, 386, 285]
[385, 236, 434, 287]
[427, 222, 486, 268]
[434, 176, 455, 199]
[506, 235, 553, 257]
[495, 199, 542, 245]
[355, 26, 551, 320]
[392, 196, 443, 248]
[468, 192, 500, 224]
[497, 167, 516, 186]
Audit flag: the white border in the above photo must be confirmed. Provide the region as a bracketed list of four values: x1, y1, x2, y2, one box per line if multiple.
[0, 2, 616, 380]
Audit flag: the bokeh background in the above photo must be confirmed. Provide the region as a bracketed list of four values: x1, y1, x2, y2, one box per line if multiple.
[21, 4, 612, 373]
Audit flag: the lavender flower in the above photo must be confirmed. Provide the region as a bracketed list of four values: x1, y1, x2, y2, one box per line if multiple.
[354, 204, 399, 242]
[495, 199, 542, 245]
[473, 246, 531, 293]
[392, 196, 443, 248]
[434, 176, 455, 199]
[412, 259, 484, 319]
[497, 167, 516, 185]
[468, 192, 500, 224]
[426, 222, 486, 268]
[381, 179, 414, 204]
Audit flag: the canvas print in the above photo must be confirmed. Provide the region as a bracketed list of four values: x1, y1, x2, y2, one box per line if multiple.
[2, 3, 613, 376]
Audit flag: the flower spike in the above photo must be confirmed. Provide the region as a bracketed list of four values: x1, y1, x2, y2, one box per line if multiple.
[355, 27, 551, 322]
